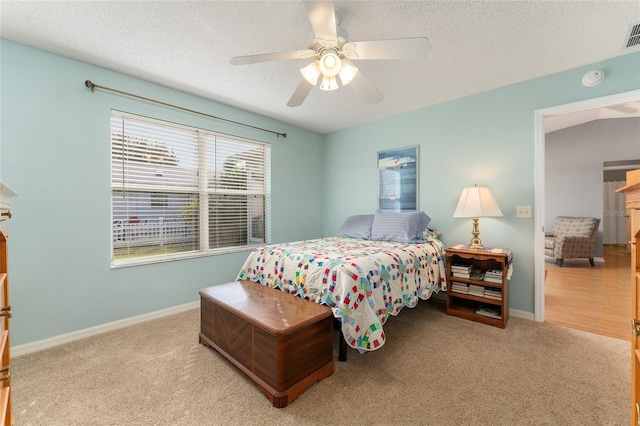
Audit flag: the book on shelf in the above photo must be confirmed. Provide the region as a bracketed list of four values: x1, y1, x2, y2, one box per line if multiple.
[484, 295, 502, 301]
[476, 305, 502, 319]
[452, 264, 472, 272]
[450, 282, 469, 294]
[483, 268, 503, 283]
[451, 283, 469, 294]
[452, 272, 470, 279]
[468, 284, 485, 297]
[451, 264, 472, 278]
[452, 263, 471, 268]
[453, 266, 484, 280]
[484, 288, 502, 300]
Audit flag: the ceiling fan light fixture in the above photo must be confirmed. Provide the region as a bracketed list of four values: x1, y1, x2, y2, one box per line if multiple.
[232, 1, 433, 107]
[320, 75, 338, 91]
[300, 61, 321, 85]
[338, 59, 358, 86]
[318, 52, 341, 77]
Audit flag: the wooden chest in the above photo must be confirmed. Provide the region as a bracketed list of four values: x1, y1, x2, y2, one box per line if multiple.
[199, 280, 334, 408]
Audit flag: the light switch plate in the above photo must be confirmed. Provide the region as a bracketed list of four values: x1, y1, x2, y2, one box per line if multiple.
[516, 206, 532, 218]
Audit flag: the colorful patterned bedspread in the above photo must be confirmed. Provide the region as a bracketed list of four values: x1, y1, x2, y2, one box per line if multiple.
[237, 235, 447, 352]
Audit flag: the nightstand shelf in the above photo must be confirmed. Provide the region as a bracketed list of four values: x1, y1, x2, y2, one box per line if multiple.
[449, 291, 502, 306]
[445, 246, 512, 328]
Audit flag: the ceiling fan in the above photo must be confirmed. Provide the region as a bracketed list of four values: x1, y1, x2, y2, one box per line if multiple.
[230, 0, 431, 107]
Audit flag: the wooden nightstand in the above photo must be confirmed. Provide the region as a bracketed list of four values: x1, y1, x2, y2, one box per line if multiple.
[445, 245, 512, 328]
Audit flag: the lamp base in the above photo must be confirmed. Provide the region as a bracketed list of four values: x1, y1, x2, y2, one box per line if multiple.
[467, 239, 484, 250]
[468, 217, 485, 250]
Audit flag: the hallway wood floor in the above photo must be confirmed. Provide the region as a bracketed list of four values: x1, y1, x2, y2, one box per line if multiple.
[545, 245, 631, 341]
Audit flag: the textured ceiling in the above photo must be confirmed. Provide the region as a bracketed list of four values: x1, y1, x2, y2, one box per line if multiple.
[1, 1, 639, 134]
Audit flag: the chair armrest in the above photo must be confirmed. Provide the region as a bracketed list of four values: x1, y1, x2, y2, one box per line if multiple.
[556, 234, 593, 243]
[554, 234, 596, 258]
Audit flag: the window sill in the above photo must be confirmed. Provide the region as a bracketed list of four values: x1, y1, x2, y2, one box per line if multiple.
[110, 244, 263, 269]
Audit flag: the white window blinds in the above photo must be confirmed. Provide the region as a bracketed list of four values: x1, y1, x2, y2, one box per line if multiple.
[111, 111, 270, 266]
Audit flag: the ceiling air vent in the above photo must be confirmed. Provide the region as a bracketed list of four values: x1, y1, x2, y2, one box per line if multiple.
[624, 22, 640, 49]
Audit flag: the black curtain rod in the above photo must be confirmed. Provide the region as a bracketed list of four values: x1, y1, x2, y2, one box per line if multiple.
[84, 80, 287, 138]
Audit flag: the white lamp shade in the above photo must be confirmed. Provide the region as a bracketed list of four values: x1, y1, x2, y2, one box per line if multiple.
[453, 186, 503, 218]
[320, 75, 338, 91]
[338, 59, 358, 86]
[300, 61, 321, 85]
[318, 52, 342, 77]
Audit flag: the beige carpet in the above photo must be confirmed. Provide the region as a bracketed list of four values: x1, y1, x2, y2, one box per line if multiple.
[12, 301, 628, 425]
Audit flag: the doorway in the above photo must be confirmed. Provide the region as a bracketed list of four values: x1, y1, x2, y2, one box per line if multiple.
[603, 161, 640, 249]
[533, 89, 640, 323]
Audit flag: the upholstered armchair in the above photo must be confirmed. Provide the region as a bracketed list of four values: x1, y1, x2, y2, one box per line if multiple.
[544, 216, 600, 267]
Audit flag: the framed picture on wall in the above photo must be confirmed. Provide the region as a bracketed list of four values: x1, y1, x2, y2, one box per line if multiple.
[377, 145, 419, 212]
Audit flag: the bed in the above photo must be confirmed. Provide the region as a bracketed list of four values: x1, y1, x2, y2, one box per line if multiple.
[237, 211, 447, 353]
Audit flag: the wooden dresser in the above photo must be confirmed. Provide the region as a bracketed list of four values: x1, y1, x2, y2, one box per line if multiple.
[0, 183, 15, 426]
[616, 169, 640, 426]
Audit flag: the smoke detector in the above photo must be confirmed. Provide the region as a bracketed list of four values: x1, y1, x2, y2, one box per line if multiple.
[582, 70, 605, 87]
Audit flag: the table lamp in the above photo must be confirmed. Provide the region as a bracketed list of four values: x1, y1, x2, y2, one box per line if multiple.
[453, 185, 503, 249]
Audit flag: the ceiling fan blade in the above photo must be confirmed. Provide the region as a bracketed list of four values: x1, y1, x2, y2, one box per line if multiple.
[348, 71, 383, 105]
[231, 50, 316, 65]
[342, 37, 431, 60]
[303, 1, 337, 42]
[287, 79, 315, 107]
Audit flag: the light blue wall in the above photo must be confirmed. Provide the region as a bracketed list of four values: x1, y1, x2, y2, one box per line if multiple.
[0, 39, 324, 346]
[322, 52, 640, 313]
[2, 36, 639, 346]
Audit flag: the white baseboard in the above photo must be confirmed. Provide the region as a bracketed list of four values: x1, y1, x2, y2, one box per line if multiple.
[12, 301, 199, 357]
[510, 308, 534, 321]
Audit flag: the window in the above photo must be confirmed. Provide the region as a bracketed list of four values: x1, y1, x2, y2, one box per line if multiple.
[111, 111, 270, 266]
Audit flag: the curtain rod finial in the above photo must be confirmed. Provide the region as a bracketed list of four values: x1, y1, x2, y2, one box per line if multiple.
[84, 80, 95, 92]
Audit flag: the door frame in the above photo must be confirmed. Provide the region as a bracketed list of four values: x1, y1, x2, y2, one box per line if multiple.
[533, 89, 640, 322]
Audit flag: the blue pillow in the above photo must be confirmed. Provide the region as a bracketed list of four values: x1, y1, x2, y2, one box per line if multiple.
[371, 211, 431, 243]
[337, 214, 374, 239]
